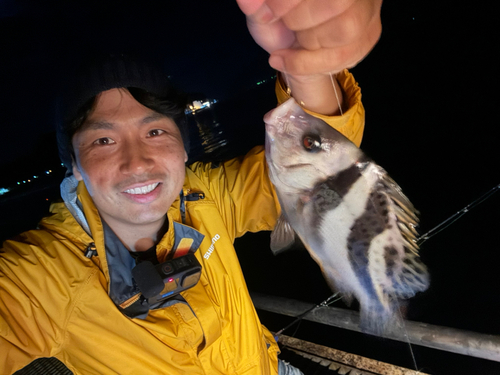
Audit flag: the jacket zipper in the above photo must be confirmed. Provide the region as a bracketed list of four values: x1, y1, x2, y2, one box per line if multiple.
[180, 191, 205, 224]
[84, 242, 97, 258]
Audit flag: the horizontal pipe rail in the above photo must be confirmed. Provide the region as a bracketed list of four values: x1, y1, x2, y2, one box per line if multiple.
[251, 293, 500, 362]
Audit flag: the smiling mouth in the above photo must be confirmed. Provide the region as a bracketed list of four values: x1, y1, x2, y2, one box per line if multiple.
[124, 182, 160, 195]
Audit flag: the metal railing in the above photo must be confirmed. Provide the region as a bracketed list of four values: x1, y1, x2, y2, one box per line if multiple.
[251, 293, 500, 362]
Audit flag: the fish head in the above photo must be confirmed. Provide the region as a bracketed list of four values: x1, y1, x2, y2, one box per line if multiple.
[265, 98, 363, 194]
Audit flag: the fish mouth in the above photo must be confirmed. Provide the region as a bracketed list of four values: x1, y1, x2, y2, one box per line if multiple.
[263, 109, 275, 124]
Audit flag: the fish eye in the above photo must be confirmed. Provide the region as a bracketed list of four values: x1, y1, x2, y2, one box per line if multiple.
[302, 134, 322, 152]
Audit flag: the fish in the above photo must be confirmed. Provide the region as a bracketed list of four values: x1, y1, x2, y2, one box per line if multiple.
[264, 98, 429, 334]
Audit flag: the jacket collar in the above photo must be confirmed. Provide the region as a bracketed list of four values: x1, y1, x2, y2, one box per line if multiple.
[60, 175, 180, 260]
[59, 175, 205, 289]
[60, 175, 91, 236]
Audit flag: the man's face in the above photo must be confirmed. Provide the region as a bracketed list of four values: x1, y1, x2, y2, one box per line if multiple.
[72, 88, 187, 230]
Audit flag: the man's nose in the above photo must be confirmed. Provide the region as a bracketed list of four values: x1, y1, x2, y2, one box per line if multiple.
[119, 142, 154, 175]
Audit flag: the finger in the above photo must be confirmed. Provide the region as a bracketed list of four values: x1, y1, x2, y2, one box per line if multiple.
[235, 0, 266, 15]
[264, 0, 303, 19]
[270, 18, 381, 75]
[281, 0, 356, 31]
[244, 2, 278, 28]
[246, 17, 296, 53]
[295, 0, 381, 50]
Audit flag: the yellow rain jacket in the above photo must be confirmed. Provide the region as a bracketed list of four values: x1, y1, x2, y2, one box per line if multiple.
[0, 71, 364, 375]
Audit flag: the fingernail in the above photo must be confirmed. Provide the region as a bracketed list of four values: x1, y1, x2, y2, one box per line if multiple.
[255, 3, 277, 24]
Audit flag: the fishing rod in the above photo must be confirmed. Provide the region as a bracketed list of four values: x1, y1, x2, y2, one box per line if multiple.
[274, 292, 342, 340]
[416, 183, 500, 246]
[274, 182, 500, 338]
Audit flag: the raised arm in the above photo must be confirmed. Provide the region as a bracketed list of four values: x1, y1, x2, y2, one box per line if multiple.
[236, 0, 382, 115]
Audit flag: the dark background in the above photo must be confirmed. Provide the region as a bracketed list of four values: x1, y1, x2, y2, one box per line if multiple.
[1, 1, 499, 374]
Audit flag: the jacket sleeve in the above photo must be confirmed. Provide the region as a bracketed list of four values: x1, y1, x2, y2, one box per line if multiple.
[0, 236, 65, 374]
[275, 69, 365, 147]
[187, 146, 280, 240]
[187, 70, 365, 240]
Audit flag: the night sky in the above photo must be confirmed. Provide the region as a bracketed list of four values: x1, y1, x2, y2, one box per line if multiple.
[1, 0, 500, 371]
[0, 0, 273, 166]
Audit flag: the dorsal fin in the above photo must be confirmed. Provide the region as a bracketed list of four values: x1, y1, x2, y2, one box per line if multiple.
[375, 165, 430, 297]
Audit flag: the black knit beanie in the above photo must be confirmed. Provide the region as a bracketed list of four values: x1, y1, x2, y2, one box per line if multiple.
[56, 53, 189, 174]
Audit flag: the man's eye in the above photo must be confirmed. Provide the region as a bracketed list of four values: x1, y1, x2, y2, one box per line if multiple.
[93, 137, 115, 145]
[147, 129, 165, 137]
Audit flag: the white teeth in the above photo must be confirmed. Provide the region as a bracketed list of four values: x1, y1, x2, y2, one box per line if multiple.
[124, 183, 159, 195]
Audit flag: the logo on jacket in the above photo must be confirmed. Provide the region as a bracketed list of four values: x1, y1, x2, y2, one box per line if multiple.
[203, 234, 220, 259]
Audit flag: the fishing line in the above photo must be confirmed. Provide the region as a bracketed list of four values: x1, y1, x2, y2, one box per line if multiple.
[273, 293, 342, 340]
[290, 319, 303, 338]
[416, 183, 500, 246]
[330, 72, 344, 116]
[273, 14, 421, 371]
[283, 71, 292, 96]
[395, 302, 421, 374]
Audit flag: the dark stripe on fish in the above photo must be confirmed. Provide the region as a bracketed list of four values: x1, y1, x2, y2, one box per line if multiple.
[347, 188, 391, 302]
[311, 162, 367, 216]
[384, 246, 399, 277]
[326, 161, 367, 197]
[312, 184, 342, 214]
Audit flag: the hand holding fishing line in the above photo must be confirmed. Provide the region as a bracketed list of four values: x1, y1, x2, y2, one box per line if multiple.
[236, 0, 383, 114]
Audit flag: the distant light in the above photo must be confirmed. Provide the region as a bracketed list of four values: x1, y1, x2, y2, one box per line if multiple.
[49, 170, 52, 173]
[17, 182, 20, 185]
[33, 176, 38, 179]
[0, 188, 9, 195]
[168, 278, 174, 283]
[61, 163, 64, 166]
[27, 180, 31, 182]
[46, 171, 50, 174]
[23, 181, 26, 183]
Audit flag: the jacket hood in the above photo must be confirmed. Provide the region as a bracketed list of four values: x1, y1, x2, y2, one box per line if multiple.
[60, 175, 91, 236]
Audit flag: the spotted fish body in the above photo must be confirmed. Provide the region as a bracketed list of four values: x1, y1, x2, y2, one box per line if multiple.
[264, 98, 429, 333]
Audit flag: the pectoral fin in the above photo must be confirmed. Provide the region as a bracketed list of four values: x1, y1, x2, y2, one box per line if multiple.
[270, 214, 296, 255]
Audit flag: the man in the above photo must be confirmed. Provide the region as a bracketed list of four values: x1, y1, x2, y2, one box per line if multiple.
[0, 1, 382, 374]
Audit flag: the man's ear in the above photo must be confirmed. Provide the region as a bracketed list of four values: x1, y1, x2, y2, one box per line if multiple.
[72, 156, 83, 181]
[184, 150, 188, 163]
